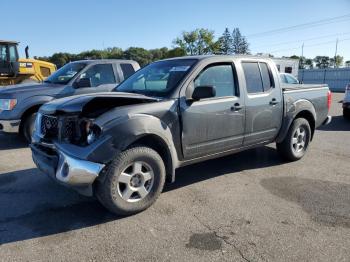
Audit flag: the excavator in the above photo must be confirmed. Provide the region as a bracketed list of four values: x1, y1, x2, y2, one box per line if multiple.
[0, 40, 56, 86]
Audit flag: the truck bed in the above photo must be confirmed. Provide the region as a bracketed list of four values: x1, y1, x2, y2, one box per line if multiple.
[282, 84, 329, 92]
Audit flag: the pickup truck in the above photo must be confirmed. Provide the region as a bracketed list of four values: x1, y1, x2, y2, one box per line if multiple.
[30, 55, 332, 215]
[0, 59, 140, 142]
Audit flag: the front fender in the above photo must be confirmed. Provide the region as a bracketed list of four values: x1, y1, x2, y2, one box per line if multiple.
[100, 114, 180, 166]
[276, 99, 316, 143]
[18, 95, 54, 117]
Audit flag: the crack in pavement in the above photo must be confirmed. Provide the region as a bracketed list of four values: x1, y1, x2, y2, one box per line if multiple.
[193, 214, 251, 262]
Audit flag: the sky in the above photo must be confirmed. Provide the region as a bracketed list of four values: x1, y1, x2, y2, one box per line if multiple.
[2, 0, 350, 61]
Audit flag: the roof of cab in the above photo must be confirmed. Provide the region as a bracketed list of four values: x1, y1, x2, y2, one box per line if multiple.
[159, 54, 274, 62]
[0, 40, 19, 44]
[69, 59, 139, 65]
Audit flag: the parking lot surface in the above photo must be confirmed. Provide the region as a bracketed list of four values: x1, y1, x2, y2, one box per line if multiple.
[0, 93, 349, 261]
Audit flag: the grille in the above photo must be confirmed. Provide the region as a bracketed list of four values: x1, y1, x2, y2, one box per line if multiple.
[62, 119, 76, 139]
[41, 114, 59, 138]
[40, 114, 79, 142]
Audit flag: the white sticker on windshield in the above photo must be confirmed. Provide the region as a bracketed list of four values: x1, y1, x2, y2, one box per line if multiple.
[170, 66, 190, 72]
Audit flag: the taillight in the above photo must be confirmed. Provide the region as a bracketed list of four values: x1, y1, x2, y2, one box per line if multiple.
[327, 90, 332, 110]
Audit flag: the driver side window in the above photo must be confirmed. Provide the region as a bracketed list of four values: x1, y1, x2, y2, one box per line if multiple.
[194, 64, 236, 98]
[79, 64, 116, 87]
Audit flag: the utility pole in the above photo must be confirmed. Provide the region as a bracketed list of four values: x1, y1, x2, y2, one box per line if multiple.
[300, 42, 304, 68]
[301, 43, 305, 82]
[334, 38, 338, 68]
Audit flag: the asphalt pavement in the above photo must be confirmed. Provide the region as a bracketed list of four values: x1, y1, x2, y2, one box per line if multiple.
[0, 93, 349, 261]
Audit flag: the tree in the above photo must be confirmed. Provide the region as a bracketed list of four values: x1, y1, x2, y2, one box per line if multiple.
[105, 47, 123, 59]
[232, 28, 250, 54]
[173, 28, 218, 55]
[330, 55, 343, 68]
[305, 58, 313, 69]
[166, 47, 186, 58]
[123, 47, 153, 67]
[314, 56, 331, 69]
[149, 47, 169, 61]
[217, 28, 234, 54]
[49, 53, 75, 68]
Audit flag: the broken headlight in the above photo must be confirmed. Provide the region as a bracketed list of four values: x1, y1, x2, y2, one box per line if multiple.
[84, 120, 101, 145]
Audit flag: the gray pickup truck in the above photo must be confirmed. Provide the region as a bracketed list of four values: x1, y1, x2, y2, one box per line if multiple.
[0, 59, 140, 141]
[30, 55, 332, 215]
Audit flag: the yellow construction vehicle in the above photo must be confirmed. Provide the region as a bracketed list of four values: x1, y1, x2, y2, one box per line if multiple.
[0, 40, 56, 86]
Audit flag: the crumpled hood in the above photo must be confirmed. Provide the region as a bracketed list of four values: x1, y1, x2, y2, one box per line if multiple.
[40, 92, 160, 115]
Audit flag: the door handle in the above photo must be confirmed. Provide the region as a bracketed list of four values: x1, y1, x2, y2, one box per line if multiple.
[231, 103, 243, 111]
[269, 98, 279, 105]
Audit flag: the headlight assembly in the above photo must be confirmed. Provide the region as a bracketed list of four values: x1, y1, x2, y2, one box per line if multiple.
[0, 99, 17, 111]
[84, 120, 101, 145]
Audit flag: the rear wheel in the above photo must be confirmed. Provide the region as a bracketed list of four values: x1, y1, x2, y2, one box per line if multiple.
[277, 118, 311, 161]
[95, 146, 166, 216]
[22, 112, 37, 143]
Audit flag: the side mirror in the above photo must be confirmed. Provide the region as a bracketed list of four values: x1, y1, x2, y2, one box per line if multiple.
[74, 78, 91, 88]
[192, 86, 216, 100]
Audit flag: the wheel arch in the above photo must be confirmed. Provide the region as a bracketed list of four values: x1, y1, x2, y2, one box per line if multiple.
[276, 99, 316, 143]
[127, 134, 176, 183]
[19, 104, 43, 133]
[294, 110, 315, 140]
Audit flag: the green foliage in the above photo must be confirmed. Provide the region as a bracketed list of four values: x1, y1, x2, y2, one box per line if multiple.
[314, 56, 331, 69]
[217, 28, 234, 54]
[330, 55, 343, 68]
[123, 47, 153, 66]
[166, 47, 187, 58]
[38, 46, 187, 68]
[173, 28, 219, 55]
[232, 28, 250, 55]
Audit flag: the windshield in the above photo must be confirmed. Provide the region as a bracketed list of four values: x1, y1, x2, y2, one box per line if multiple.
[116, 59, 197, 97]
[44, 62, 86, 85]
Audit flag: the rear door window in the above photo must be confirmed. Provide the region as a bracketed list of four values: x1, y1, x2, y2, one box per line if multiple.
[259, 62, 274, 91]
[120, 63, 135, 79]
[242, 62, 263, 93]
[242, 62, 274, 93]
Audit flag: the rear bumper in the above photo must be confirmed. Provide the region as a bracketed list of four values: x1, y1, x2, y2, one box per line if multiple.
[0, 119, 21, 133]
[31, 144, 105, 196]
[322, 116, 332, 125]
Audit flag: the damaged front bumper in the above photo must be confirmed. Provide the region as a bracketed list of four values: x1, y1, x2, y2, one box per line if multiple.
[31, 144, 105, 196]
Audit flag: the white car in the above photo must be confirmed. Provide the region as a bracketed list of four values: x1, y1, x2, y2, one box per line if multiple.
[280, 73, 300, 84]
[343, 83, 350, 120]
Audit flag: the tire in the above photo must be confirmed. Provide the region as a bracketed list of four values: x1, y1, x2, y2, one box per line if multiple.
[276, 118, 311, 161]
[343, 108, 350, 120]
[95, 146, 166, 216]
[22, 112, 37, 143]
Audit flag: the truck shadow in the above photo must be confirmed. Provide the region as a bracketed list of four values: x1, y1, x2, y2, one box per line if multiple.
[317, 116, 350, 132]
[0, 133, 27, 150]
[0, 146, 283, 245]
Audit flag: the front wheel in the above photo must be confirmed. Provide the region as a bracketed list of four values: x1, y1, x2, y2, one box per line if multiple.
[95, 146, 166, 216]
[22, 112, 37, 143]
[277, 118, 311, 161]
